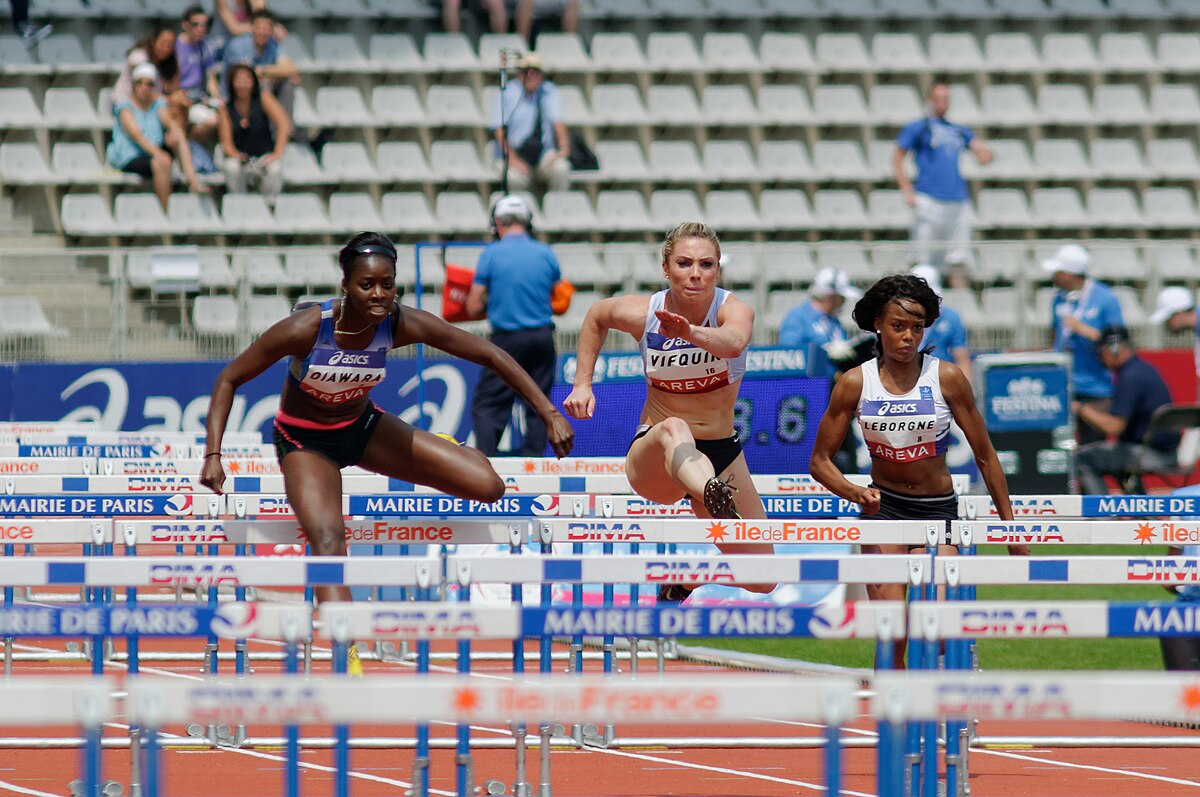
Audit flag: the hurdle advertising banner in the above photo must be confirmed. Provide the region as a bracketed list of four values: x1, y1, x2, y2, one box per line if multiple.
[1, 355, 984, 474]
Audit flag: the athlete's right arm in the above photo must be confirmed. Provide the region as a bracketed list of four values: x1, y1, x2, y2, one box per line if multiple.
[809, 367, 879, 513]
[562, 295, 646, 420]
[200, 308, 319, 494]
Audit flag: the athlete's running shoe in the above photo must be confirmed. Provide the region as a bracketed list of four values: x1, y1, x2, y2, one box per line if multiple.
[347, 643, 364, 677]
[656, 584, 694, 603]
[702, 475, 740, 520]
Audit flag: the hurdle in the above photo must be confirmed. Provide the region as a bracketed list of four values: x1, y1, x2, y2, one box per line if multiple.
[872, 670, 1200, 797]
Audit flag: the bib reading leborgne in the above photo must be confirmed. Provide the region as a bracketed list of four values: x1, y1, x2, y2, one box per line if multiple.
[639, 288, 746, 394]
[856, 356, 952, 462]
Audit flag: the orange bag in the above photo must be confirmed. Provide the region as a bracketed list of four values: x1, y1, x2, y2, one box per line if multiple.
[551, 279, 575, 315]
[441, 263, 475, 322]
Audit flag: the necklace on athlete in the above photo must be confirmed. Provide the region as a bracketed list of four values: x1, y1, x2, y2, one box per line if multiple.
[335, 304, 376, 337]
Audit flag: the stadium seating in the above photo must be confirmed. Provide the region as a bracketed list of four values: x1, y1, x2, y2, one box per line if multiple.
[0, 9, 1197, 354]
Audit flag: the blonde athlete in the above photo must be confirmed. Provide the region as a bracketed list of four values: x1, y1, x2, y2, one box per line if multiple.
[563, 222, 774, 601]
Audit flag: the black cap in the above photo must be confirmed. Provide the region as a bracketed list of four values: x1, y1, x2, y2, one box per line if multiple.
[1094, 325, 1131, 352]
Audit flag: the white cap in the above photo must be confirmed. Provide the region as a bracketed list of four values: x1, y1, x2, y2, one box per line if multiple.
[131, 62, 158, 83]
[1040, 244, 1090, 275]
[492, 195, 532, 223]
[811, 267, 861, 301]
[1149, 285, 1196, 324]
[909, 264, 942, 294]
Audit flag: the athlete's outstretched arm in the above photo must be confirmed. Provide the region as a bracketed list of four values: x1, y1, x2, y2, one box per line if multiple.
[200, 308, 320, 494]
[809, 367, 880, 513]
[654, 294, 753, 360]
[563, 295, 646, 420]
[399, 306, 574, 458]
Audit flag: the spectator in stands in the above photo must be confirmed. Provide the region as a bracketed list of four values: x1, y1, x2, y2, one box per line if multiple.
[1150, 286, 1198, 400]
[112, 24, 180, 110]
[910, 264, 972, 381]
[1044, 244, 1124, 445]
[489, 52, 570, 193]
[443, 0, 509, 34]
[174, 4, 222, 143]
[210, 0, 285, 57]
[217, 63, 289, 206]
[9, 0, 51, 49]
[894, 79, 992, 289]
[463, 196, 563, 456]
[107, 63, 208, 211]
[778, 267, 865, 473]
[1073, 325, 1178, 497]
[514, 0, 579, 43]
[222, 9, 299, 120]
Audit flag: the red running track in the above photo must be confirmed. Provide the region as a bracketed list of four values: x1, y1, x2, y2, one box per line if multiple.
[1, 633, 1198, 797]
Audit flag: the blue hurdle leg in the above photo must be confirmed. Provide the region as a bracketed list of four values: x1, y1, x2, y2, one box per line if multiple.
[875, 633, 896, 797]
[921, 635, 939, 797]
[144, 726, 160, 797]
[414, 574, 431, 797]
[456, 574, 473, 797]
[331, 638, 350, 797]
[84, 724, 102, 797]
[285, 640, 301, 797]
[4, 543, 13, 677]
[571, 542, 583, 674]
[824, 722, 841, 796]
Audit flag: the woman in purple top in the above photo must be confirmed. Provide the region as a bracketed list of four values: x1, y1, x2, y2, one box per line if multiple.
[200, 232, 574, 670]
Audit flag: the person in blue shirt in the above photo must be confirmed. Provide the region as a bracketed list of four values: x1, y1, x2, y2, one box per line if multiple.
[910, 264, 972, 381]
[1150, 285, 1199, 401]
[779, 267, 866, 472]
[489, 52, 570, 193]
[894, 80, 992, 288]
[1073, 326, 1179, 496]
[464, 196, 565, 455]
[1044, 243, 1124, 445]
[221, 10, 299, 118]
[778, 267, 860, 379]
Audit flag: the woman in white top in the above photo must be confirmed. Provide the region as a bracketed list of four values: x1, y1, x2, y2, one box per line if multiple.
[810, 273, 1023, 665]
[563, 222, 774, 600]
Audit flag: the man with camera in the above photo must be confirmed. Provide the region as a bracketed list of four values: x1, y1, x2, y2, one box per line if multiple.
[1072, 325, 1178, 496]
[489, 52, 570, 193]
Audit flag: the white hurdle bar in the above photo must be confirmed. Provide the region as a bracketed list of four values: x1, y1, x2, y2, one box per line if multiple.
[0, 554, 927, 588]
[0, 556, 441, 588]
[0, 677, 115, 797]
[934, 555, 1200, 586]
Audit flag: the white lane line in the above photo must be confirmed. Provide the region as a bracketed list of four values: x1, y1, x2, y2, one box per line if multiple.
[977, 748, 1200, 788]
[760, 714, 1200, 786]
[576, 747, 876, 797]
[11, 641, 456, 797]
[0, 779, 66, 797]
[296, 641, 878, 797]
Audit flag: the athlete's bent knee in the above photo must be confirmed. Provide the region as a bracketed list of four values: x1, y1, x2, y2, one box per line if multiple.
[658, 416, 692, 444]
[305, 524, 347, 556]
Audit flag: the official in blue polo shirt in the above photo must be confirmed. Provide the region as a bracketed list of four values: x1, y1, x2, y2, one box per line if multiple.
[910, 264, 972, 380]
[894, 79, 993, 286]
[465, 195, 563, 455]
[1044, 243, 1124, 444]
[1150, 285, 1199, 401]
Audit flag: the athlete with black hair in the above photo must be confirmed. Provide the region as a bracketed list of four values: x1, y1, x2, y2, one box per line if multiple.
[200, 231, 574, 672]
[809, 273, 1023, 666]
